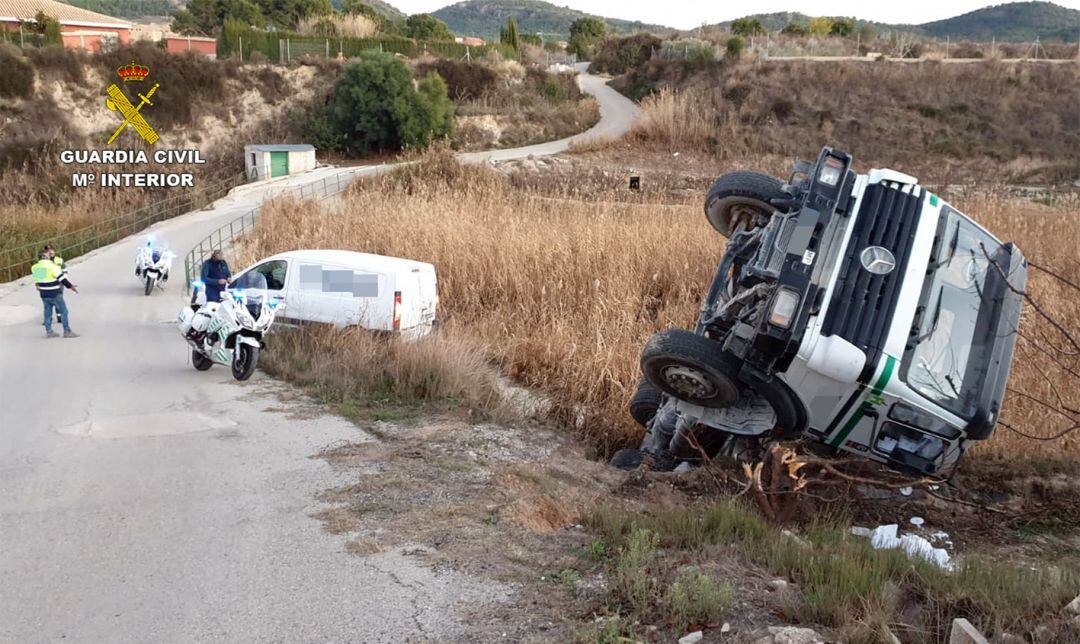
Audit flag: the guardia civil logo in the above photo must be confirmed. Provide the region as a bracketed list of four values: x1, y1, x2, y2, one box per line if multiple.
[105, 61, 160, 145]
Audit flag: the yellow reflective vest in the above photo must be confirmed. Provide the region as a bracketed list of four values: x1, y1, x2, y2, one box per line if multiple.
[31, 259, 65, 296]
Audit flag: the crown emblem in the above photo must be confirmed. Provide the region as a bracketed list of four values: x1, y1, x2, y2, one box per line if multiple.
[117, 60, 149, 82]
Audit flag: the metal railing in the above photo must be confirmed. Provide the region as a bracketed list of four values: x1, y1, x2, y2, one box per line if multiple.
[1, 172, 246, 283]
[184, 167, 373, 290]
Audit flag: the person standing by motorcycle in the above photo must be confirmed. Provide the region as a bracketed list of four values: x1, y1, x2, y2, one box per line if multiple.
[200, 250, 231, 304]
[31, 249, 79, 338]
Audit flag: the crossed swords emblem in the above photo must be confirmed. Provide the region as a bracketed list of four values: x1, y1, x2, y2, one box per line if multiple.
[105, 82, 160, 145]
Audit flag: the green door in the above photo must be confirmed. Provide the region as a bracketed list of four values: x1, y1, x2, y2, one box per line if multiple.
[269, 151, 289, 178]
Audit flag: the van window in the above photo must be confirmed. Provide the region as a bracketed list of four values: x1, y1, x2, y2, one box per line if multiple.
[238, 260, 288, 291]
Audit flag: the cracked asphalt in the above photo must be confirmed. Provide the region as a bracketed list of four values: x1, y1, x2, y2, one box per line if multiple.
[0, 65, 636, 642]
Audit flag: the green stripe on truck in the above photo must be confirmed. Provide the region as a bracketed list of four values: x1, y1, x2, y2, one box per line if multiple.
[827, 355, 897, 447]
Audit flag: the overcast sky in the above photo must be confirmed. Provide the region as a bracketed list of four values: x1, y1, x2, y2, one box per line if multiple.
[383, 0, 1080, 30]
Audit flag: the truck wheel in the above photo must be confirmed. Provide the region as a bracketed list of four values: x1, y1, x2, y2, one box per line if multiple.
[704, 171, 786, 238]
[640, 329, 741, 408]
[192, 350, 213, 371]
[629, 378, 663, 427]
[609, 448, 644, 470]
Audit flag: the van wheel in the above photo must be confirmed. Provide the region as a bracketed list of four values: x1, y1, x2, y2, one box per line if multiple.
[704, 171, 786, 238]
[629, 378, 663, 427]
[640, 329, 741, 408]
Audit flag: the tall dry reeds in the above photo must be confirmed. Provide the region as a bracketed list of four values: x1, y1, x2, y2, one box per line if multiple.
[240, 153, 1080, 461]
[629, 87, 713, 149]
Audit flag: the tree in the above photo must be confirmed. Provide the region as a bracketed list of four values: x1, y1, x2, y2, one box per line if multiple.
[781, 23, 808, 36]
[398, 73, 454, 148]
[807, 17, 834, 37]
[330, 53, 453, 155]
[29, 11, 63, 45]
[499, 16, 520, 50]
[404, 13, 453, 41]
[567, 16, 605, 59]
[171, 0, 264, 35]
[830, 18, 855, 37]
[731, 17, 765, 37]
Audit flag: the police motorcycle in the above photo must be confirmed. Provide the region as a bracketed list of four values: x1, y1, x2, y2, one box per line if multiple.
[177, 271, 284, 381]
[135, 240, 174, 296]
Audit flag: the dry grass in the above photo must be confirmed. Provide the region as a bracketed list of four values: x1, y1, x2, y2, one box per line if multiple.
[240, 151, 1080, 462]
[258, 323, 507, 422]
[628, 87, 712, 149]
[615, 59, 1080, 185]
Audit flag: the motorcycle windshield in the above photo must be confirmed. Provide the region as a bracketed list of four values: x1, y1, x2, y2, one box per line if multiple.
[233, 272, 268, 320]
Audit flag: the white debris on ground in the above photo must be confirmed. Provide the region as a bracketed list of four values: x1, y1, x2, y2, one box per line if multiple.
[866, 524, 956, 571]
[899, 486, 913, 496]
[910, 516, 925, 526]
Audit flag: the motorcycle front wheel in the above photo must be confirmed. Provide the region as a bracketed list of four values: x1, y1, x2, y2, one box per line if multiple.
[232, 344, 259, 381]
[192, 349, 213, 371]
[144, 276, 154, 296]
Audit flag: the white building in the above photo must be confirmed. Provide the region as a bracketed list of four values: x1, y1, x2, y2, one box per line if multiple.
[244, 144, 317, 181]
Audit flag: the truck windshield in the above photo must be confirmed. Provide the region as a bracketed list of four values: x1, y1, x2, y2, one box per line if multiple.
[906, 207, 1002, 419]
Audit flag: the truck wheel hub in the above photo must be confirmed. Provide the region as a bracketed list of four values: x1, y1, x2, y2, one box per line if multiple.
[662, 365, 716, 399]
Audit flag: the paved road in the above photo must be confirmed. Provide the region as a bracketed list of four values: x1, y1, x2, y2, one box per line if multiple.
[0, 67, 637, 642]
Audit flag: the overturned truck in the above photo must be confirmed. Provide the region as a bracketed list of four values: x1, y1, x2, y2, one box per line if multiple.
[619, 147, 1026, 477]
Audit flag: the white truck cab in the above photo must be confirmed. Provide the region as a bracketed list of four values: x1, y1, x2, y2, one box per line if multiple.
[626, 147, 1026, 477]
[228, 250, 438, 337]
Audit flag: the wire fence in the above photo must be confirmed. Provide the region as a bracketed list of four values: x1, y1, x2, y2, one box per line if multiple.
[184, 167, 376, 290]
[0, 172, 246, 283]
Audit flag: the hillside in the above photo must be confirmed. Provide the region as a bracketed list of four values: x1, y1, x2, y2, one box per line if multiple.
[63, 0, 173, 18]
[712, 12, 908, 36]
[432, 0, 670, 39]
[921, 1, 1080, 41]
[712, 1, 1080, 42]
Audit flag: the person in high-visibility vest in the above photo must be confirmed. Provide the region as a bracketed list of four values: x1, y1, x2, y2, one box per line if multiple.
[30, 249, 79, 338]
[43, 245, 66, 325]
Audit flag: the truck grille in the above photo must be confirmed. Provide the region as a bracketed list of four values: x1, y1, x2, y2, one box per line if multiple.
[821, 182, 923, 377]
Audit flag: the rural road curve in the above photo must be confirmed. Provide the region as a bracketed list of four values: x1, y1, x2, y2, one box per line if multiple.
[0, 65, 637, 642]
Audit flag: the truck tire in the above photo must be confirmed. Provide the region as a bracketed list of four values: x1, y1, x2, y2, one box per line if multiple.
[629, 378, 663, 427]
[609, 448, 644, 470]
[640, 329, 741, 408]
[704, 171, 786, 238]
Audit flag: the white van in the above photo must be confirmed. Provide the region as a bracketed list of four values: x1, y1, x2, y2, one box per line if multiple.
[228, 250, 438, 337]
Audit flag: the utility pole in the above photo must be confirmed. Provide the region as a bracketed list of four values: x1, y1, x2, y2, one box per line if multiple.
[945, 35, 949, 59]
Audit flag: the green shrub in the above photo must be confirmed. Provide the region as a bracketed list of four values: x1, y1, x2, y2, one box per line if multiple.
[542, 76, 564, 101]
[725, 36, 745, 60]
[589, 33, 661, 75]
[0, 45, 35, 99]
[329, 53, 453, 155]
[667, 569, 732, 632]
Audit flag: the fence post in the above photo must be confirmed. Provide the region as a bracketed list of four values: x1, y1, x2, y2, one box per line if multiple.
[326, 38, 329, 58]
[239, 35, 243, 63]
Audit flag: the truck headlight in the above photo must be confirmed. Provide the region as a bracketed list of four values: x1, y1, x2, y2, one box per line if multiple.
[768, 288, 800, 329]
[817, 157, 843, 187]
